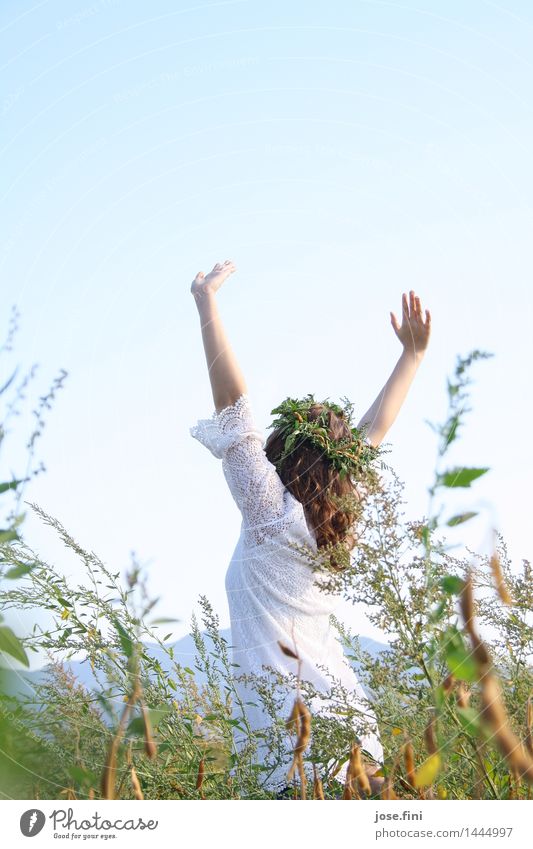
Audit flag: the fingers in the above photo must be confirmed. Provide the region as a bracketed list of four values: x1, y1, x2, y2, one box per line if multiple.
[213, 259, 236, 272]
[408, 290, 421, 319]
[390, 311, 400, 332]
[401, 290, 427, 323]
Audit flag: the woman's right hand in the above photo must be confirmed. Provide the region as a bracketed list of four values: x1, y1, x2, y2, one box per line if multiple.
[191, 259, 236, 299]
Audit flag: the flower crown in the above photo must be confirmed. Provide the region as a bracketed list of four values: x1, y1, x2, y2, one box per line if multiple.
[267, 393, 386, 480]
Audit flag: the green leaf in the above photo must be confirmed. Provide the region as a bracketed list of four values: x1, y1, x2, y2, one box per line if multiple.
[441, 624, 465, 650]
[456, 707, 481, 735]
[413, 753, 442, 787]
[149, 617, 181, 625]
[442, 414, 460, 445]
[126, 717, 145, 736]
[126, 705, 171, 736]
[445, 646, 478, 683]
[0, 479, 25, 495]
[446, 511, 478, 527]
[430, 599, 447, 621]
[447, 379, 460, 398]
[0, 625, 29, 667]
[69, 765, 98, 787]
[440, 575, 465, 594]
[437, 467, 489, 488]
[434, 685, 445, 710]
[4, 562, 34, 580]
[0, 529, 20, 543]
[112, 617, 133, 658]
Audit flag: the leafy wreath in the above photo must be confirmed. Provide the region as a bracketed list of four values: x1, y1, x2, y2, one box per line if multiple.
[267, 393, 389, 480]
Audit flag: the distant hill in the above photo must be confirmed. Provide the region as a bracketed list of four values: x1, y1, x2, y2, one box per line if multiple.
[6, 628, 389, 704]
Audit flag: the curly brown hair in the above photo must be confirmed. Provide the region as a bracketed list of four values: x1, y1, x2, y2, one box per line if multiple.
[264, 402, 365, 571]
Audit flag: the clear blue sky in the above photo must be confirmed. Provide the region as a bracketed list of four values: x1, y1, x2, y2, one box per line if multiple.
[1, 0, 532, 666]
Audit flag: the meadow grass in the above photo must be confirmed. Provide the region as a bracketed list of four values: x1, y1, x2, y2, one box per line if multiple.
[1, 312, 532, 800]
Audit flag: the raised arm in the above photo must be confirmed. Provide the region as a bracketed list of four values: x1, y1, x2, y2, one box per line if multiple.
[356, 290, 431, 446]
[191, 260, 247, 414]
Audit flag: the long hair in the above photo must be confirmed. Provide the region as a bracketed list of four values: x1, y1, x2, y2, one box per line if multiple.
[264, 402, 363, 571]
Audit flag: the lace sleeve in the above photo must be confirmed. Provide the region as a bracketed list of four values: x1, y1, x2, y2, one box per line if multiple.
[190, 393, 292, 542]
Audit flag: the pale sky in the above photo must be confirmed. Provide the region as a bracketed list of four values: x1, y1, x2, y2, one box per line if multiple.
[1, 0, 532, 667]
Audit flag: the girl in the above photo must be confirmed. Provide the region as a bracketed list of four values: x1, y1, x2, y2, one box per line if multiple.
[190, 260, 431, 798]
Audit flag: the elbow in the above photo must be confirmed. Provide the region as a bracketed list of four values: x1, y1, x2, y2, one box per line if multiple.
[365, 427, 385, 448]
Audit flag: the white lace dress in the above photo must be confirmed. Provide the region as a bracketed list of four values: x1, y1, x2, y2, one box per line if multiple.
[190, 393, 383, 793]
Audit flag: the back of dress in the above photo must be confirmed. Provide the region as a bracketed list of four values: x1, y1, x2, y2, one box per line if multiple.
[190, 393, 383, 793]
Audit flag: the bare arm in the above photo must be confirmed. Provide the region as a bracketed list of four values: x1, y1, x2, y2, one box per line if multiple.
[357, 290, 431, 446]
[191, 260, 247, 413]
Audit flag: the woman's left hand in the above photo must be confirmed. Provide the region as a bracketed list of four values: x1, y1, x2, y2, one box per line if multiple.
[390, 290, 431, 353]
[191, 259, 236, 298]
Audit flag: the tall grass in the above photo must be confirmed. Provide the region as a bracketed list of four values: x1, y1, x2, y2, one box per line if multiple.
[1, 307, 532, 799]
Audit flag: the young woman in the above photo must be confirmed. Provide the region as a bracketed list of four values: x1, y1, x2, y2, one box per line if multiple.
[190, 260, 431, 797]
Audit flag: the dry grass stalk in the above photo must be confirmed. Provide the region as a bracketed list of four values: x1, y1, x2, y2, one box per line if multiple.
[424, 709, 438, 756]
[60, 787, 77, 800]
[100, 681, 141, 800]
[456, 680, 471, 708]
[460, 570, 533, 786]
[421, 710, 439, 800]
[341, 748, 357, 800]
[353, 746, 372, 795]
[279, 636, 310, 799]
[342, 770, 357, 799]
[442, 673, 455, 695]
[140, 700, 157, 760]
[525, 697, 533, 758]
[328, 754, 346, 784]
[286, 698, 311, 799]
[342, 743, 371, 799]
[403, 741, 416, 790]
[381, 776, 398, 799]
[489, 548, 513, 605]
[480, 674, 533, 784]
[130, 766, 144, 800]
[196, 758, 205, 790]
[508, 764, 521, 799]
[312, 764, 325, 799]
[278, 640, 299, 660]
